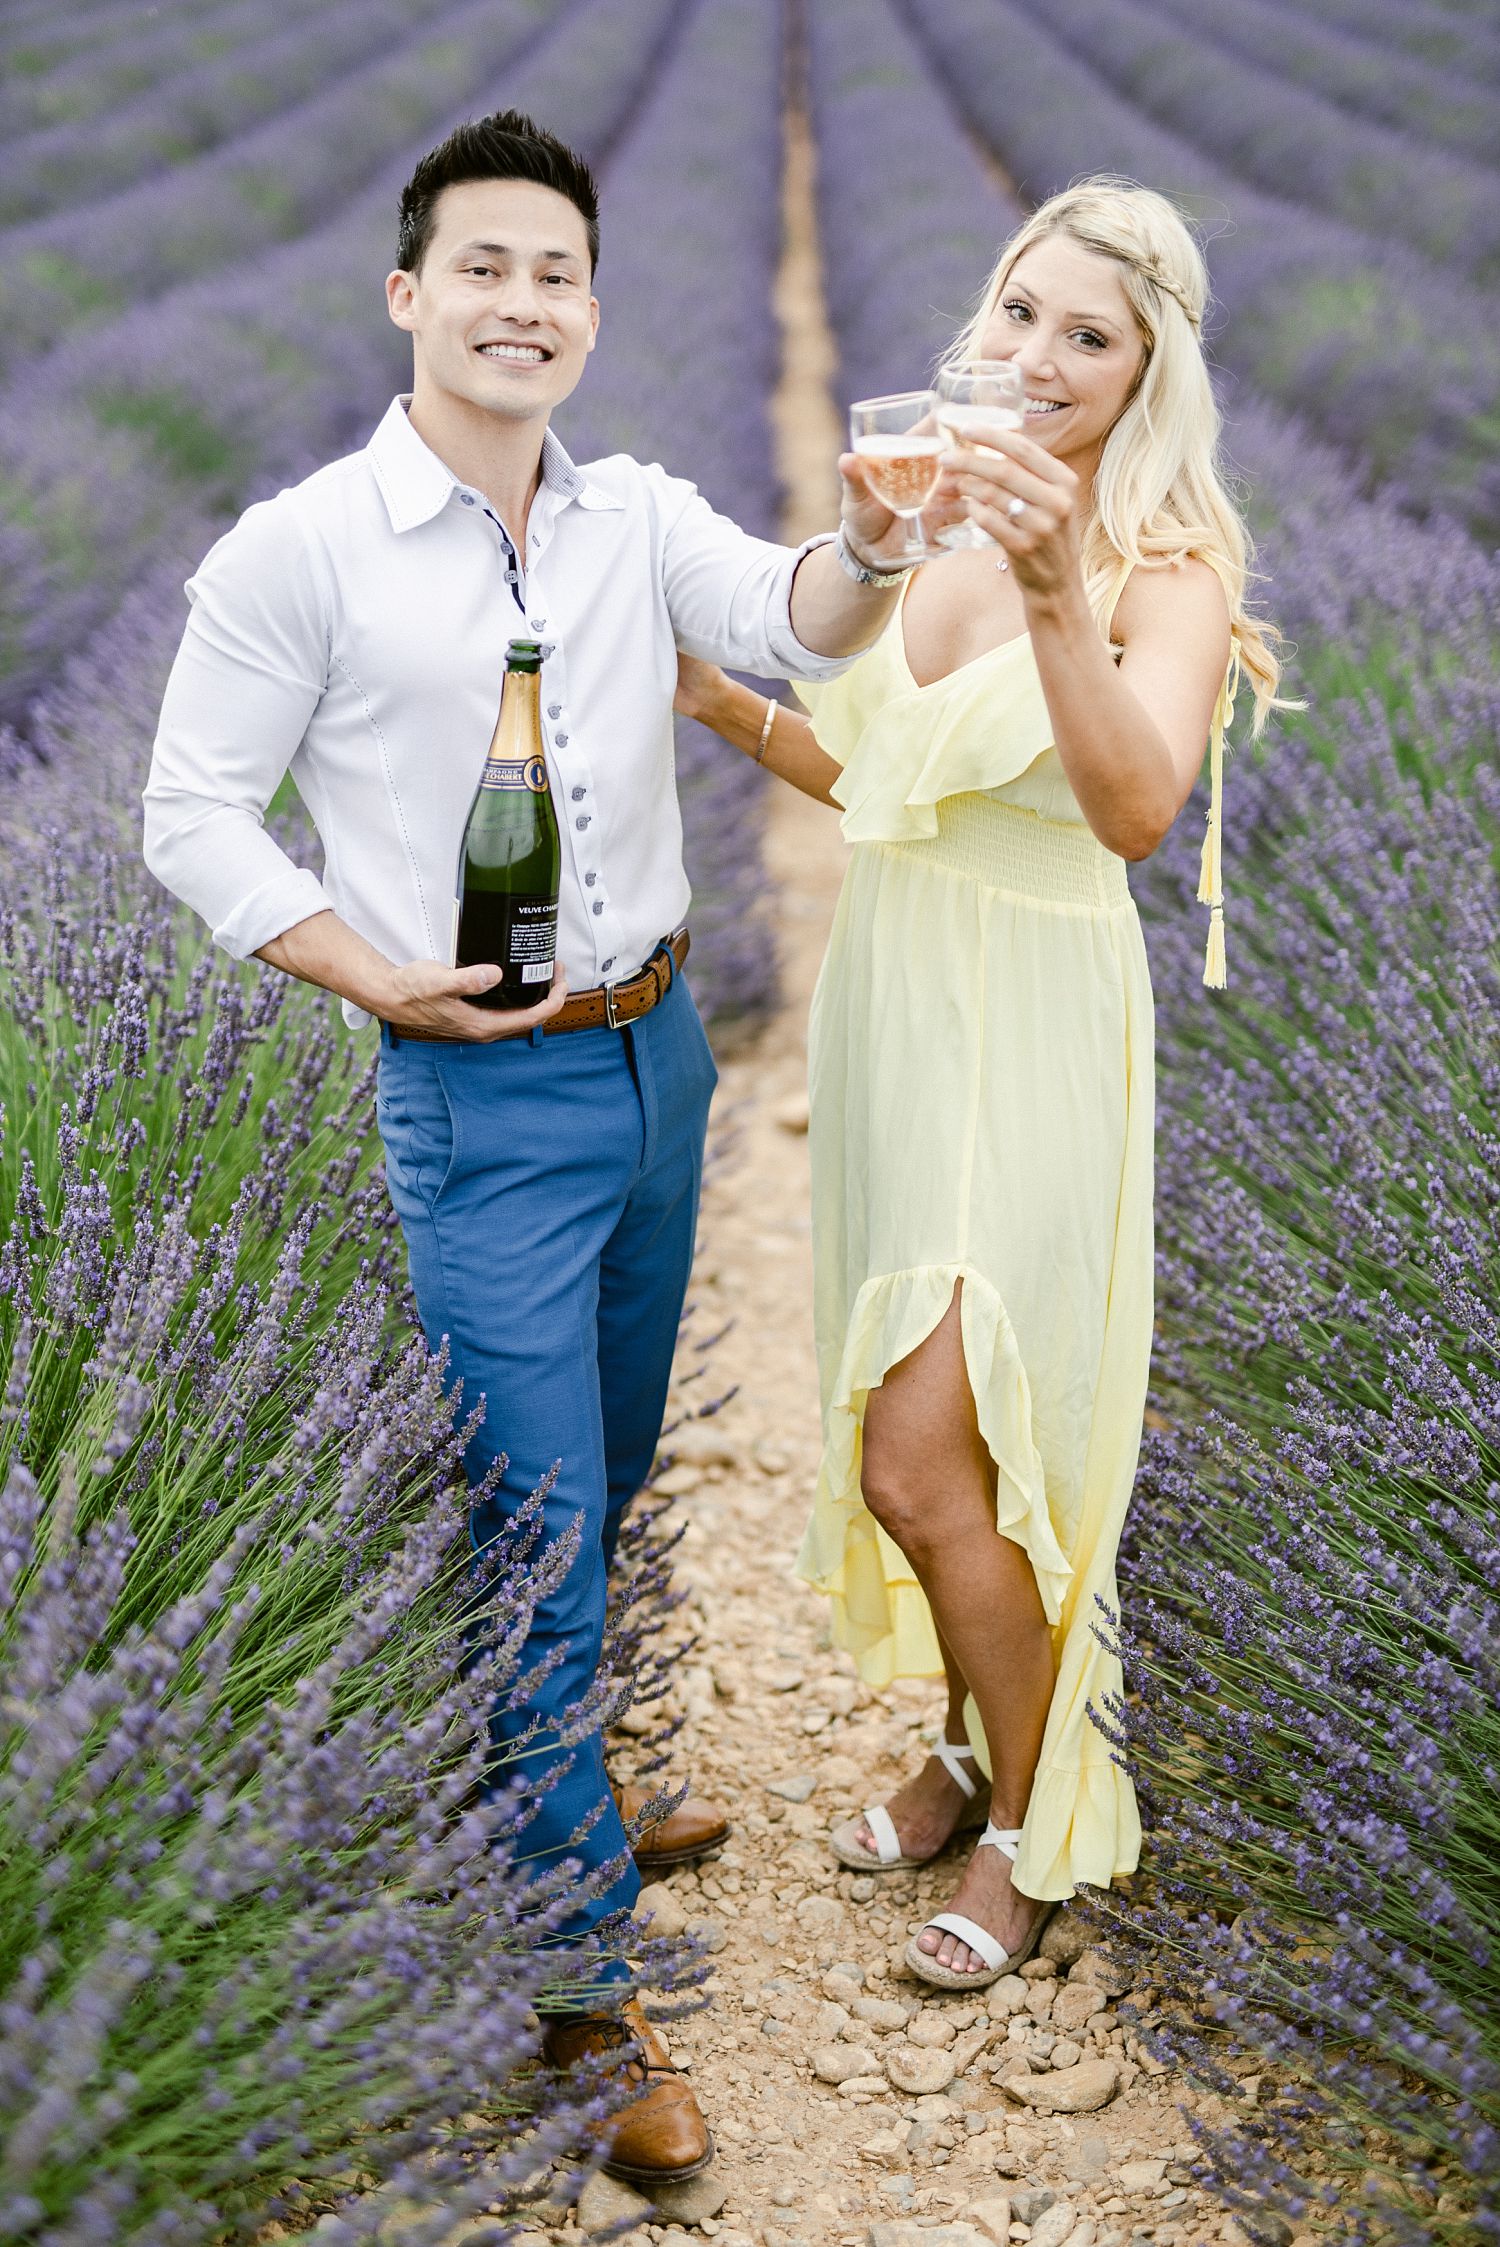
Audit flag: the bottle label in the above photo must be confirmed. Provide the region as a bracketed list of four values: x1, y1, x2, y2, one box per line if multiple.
[480, 755, 549, 792]
[507, 897, 558, 978]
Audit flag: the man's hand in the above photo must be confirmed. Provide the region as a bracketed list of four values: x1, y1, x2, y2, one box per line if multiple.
[380, 957, 570, 1041]
[837, 417, 968, 570]
[256, 908, 571, 1036]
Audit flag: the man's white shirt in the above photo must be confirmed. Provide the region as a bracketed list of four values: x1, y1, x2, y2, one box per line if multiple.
[143, 395, 845, 1027]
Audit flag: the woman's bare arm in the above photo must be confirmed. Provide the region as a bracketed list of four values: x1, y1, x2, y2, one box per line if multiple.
[674, 654, 842, 808]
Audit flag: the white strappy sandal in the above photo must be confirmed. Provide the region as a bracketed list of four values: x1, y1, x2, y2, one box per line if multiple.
[904, 1820, 1059, 1990]
[828, 1738, 989, 1873]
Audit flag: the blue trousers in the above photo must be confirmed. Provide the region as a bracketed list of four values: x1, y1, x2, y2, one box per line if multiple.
[376, 970, 718, 1965]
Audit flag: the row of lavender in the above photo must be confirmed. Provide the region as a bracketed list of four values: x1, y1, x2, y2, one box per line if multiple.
[893, 0, 1500, 543]
[0, 1, 783, 2233]
[0, 0, 462, 223]
[808, 1, 1497, 2239]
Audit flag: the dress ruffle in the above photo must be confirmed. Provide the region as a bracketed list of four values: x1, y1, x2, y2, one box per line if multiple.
[796, 641, 1056, 846]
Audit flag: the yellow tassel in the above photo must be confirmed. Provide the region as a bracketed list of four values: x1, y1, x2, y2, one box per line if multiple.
[1197, 644, 1238, 990]
[1197, 799, 1220, 907]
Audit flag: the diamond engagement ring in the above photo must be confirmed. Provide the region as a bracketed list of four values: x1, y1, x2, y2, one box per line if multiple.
[1007, 496, 1026, 520]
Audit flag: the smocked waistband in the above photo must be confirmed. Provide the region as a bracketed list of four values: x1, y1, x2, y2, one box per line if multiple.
[881, 792, 1133, 909]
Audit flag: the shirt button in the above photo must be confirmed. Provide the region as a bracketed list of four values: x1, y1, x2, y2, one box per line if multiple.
[575, 814, 590, 830]
[529, 616, 546, 630]
[584, 871, 597, 887]
[592, 900, 604, 917]
[548, 703, 562, 720]
[570, 784, 585, 801]
[555, 731, 569, 747]
[602, 957, 615, 972]
[460, 492, 476, 506]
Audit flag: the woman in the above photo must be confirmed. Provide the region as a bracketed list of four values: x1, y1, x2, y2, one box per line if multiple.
[677, 179, 1285, 1988]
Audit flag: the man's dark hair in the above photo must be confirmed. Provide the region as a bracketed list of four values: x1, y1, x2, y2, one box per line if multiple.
[397, 109, 600, 276]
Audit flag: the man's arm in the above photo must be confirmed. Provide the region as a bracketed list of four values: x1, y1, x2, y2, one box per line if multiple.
[656, 449, 967, 676]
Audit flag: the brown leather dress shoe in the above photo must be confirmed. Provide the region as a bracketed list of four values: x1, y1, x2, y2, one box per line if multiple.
[616, 1780, 731, 1872]
[542, 1996, 714, 2184]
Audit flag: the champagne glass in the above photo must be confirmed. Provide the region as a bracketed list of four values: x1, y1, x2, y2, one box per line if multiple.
[848, 390, 942, 562]
[932, 359, 1025, 551]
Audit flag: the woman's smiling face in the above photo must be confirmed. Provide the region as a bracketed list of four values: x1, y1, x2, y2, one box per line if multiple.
[975, 234, 1147, 480]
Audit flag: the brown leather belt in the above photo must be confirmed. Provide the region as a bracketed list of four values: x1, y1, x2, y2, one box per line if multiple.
[383, 928, 690, 1043]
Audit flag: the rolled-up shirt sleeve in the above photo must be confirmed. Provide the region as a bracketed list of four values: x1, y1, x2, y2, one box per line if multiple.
[651, 465, 846, 683]
[142, 497, 335, 960]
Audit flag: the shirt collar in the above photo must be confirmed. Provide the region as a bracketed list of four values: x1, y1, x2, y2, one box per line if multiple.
[368, 394, 622, 533]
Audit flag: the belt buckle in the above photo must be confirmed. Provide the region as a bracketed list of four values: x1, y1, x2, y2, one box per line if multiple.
[604, 978, 622, 1030]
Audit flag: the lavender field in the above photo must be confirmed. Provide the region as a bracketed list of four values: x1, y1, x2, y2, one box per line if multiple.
[0, 0, 1497, 2239]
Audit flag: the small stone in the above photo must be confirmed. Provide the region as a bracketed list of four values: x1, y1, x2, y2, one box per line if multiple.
[670, 1424, 742, 1469]
[852, 1995, 910, 2034]
[965, 2194, 1013, 2244]
[1115, 2161, 1167, 2193]
[885, 2042, 958, 2095]
[1038, 1906, 1096, 1969]
[576, 2172, 654, 2232]
[850, 1874, 877, 1902]
[867, 2227, 981, 2247]
[766, 1663, 806, 1693]
[1010, 2056, 1120, 2113]
[1061, 2135, 1112, 2185]
[907, 2011, 957, 2049]
[986, 1975, 1030, 2018]
[816, 2000, 853, 2037]
[1024, 1980, 1058, 2021]
[652, 1464, 702, 1497]
[796, 1892, 843, 1935]
[684, 1914, 727, 1953]
[813, 2042, 880, 2084]
[767, 1773, 818, 1802]
[1026, 2201, 1080, 2247]
[649, 2171, 730, 2225]
[773, 1091, 811, 1133]
[838, 2073, 892, 2096]
[860, 2128, 908, 2159]
[823, 1965, 866, 2000]
[1050, 1982, 1101, 2037]
[1069, 1948, 1130, 1998]
[754, 1439, 792, 1474]
[634, 1882, 689, 1938]
[1048, 2039, 1084, 2070]
[1010, 2188, 1057, 2226]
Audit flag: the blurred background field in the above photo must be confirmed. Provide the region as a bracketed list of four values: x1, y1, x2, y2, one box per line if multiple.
[0, 1, 1496, 2240]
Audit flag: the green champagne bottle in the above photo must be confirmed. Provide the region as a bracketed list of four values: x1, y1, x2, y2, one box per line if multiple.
[453, 638, 561, 1010]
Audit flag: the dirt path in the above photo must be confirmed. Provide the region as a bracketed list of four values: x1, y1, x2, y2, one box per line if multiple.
[567, 78, 1275, 2247]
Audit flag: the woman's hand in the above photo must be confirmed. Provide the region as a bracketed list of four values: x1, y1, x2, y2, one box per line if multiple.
[673, 650, 729, 725]
[938, 422, 1083, 602]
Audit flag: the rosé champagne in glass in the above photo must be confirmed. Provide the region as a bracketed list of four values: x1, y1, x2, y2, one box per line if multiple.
[849, 390, 940, 561]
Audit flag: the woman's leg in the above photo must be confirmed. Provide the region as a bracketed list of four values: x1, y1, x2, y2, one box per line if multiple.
[860, 1283, 1056, 1969]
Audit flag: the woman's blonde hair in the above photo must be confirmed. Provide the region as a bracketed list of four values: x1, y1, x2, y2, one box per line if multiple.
[944, 176, 1288, 736]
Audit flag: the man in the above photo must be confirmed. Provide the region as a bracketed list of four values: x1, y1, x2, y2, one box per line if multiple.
[143, 110, 927, 2185]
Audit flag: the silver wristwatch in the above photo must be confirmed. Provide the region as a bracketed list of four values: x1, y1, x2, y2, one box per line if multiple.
[833, 522, 918, 588]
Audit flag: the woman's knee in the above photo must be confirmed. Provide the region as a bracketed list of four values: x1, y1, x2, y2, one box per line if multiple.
[860, 1436, 943, 1556]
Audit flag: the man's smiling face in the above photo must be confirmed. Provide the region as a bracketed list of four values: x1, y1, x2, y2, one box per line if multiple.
[387, 177, 598, 423]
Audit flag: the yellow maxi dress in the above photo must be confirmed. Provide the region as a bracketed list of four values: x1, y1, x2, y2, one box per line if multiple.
[794, 566, 1160, 1905]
